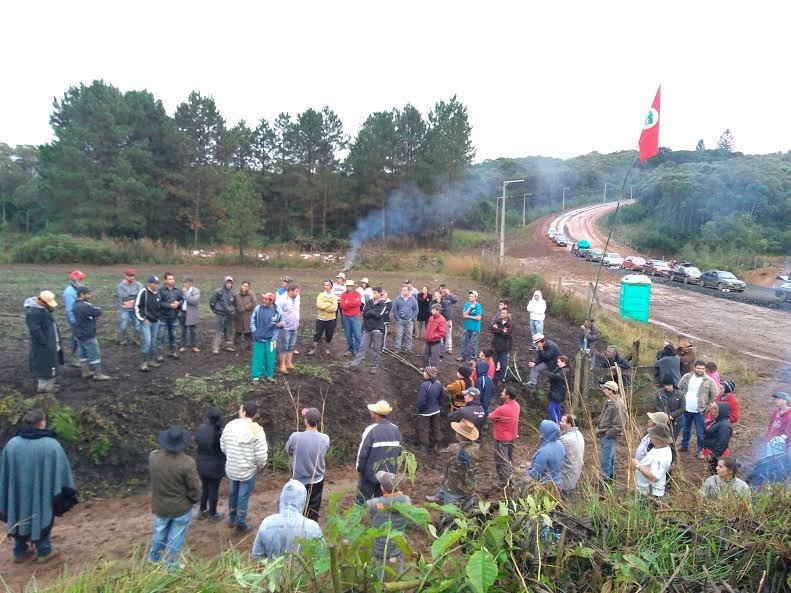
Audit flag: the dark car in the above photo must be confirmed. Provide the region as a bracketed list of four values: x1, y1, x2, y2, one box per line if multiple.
[776, 281, 791, 302]
[554, 234, 568, 246]
[586, 248, 604, 262]
[700, 270, 746, 292]
[670, 263, 702, 284]
[644, 259, 673, 277]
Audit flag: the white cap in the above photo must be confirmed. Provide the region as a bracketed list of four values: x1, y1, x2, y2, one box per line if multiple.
[361, 277, 369, 284]
[532, 333, 545, 342]
[469, 290, 479, 298]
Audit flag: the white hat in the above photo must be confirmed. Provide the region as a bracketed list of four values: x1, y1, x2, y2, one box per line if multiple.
[361, 277, 369, 284]
[469, 289, 479, 298]
[336, 272, 346, 279]
[367, 400, 393, 415]
[532, 333, 545, 342]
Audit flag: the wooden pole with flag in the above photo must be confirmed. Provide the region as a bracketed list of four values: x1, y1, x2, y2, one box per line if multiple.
[639, 86, 661, 162]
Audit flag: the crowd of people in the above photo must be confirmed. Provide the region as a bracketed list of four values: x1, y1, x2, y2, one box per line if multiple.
[3, 268, 789, 575]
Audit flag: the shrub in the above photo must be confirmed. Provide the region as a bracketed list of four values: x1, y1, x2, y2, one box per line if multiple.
[499, 274, 541, 304]
[12, 233, 181, 265]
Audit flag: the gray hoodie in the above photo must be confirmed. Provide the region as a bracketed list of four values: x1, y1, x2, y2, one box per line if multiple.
[252, 480, 323, 559]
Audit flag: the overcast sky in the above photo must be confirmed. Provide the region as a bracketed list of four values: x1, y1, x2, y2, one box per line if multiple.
[2, 1, 789, 161]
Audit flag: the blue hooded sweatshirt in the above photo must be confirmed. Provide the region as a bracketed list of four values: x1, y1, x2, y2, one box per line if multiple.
[250, 303, 282, 342]
[527, 420, 565, 490]
[252, 479, 323, 559]
[475, 360, 495, 415]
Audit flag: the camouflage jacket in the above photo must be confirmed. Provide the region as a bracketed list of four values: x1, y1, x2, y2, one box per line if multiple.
[443, 441, 480, 497]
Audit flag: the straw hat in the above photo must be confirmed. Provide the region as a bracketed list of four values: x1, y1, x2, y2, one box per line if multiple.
[38, 290, 58, 308]
[647, 411, 670, 426]
[451, 419, 479, 441]
[648, 424, 674, 444]
[367, 400, 393, 415]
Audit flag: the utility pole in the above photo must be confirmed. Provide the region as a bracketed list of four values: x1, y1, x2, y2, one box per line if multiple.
[630, 184, 635, 200]
[603, 182, 609, 204]
[522, 193, 533, 226]
[494, 196, 500, 237]
[499, 179, 524, 266]
[562, 187, 569, 212]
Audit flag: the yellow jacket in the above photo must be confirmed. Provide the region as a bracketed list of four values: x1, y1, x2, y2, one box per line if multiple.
[316, 291, 338, 321]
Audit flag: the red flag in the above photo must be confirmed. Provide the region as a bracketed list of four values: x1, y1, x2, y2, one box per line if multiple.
[638, 86, 661, 162]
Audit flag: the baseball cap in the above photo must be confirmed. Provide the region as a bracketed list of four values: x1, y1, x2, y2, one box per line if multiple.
[468, 289, 479, 298]
[148, 275, 160, 284]
[70, 270, 87, 280]
[361, 277, 369, 284]
[601, 380, 619, 393]
[465, 387, 481, 400]
[38, 290, 57, 308]
[336, 272, 346, 279]
[263, 292, 276, 301]
[771, 391, 791, 404]
[75, 286, 91, 295]
[301, 407, 321, 425]
[375, 470, 397, 491]
[125, 268, 136, 276]
[532, 333, 545, 342]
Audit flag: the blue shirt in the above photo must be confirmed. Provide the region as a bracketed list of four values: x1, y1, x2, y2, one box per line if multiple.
[462, 301, 482, 332]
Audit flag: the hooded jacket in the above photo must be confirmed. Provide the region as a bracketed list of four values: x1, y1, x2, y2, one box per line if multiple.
[210, 278, 236, 316]
[547, 366, 572, 404]
[526, 420, 565, 489]
[182, 285, 200, 325]
[536, 339, 561, 371]
[702, 402, 733, 457]
[490, 317, 513, 353]
[251, 303, 282, 342]
[72, 299, 102, 341]
[417, 378, 445, 415]
[559, 427, 585, 490]
[220, 418, 269, 481]
[475, 360, 495, 414]
[527, 291, 546, 321]
[655, 387, 684, 434]
[393, 294, 418, 322]
[195, 410, 226, 479]
[356, 419, 402, 484]
[424, 313, 447, 343]
[361, 299, 387, 333]
[252, 480, 323, 559]
[25, 297, 62, 379]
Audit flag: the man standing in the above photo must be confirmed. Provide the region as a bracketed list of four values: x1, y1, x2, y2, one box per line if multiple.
[527, 333, 561, 387]
[72, 286, 110, 381]
[381, 290, 393, 348]
[488, 386, 520, 489]
[559, 414, 585, 493]
[425, 419, 480, 505]
[234, 281, 255, 353]
[179, 276, 200, 353]
[367, 471, 410, 581]
[490, 307, 514, 383]
[526, 290, 546, 339]
[332, 272, 347, 327]
[286, 408, 330, 521]
[448, 387, 486, 433]
[0, 409, 77, 564]
[210, 276, 237, 354]
[309, 280, 338, 356]
[24, 291, 62, 393]
[596, 381, 625, 483]
[157, 272, 183, 361]
[63, 269, 87, 363]
[393, 285, 418, 354]
[347, 288, 387, 375]
[655, 380, 684, 441]
[220, 402, 268, 534]
[356, 400, 402, 503]
[252, 480, 323, 559]
[416, 367, 445, 453]
[135, 276, 162, 372]
[440, 285, 458, 355]
[277, 283, 301, 374]
[457, 290, 482, 363]
[655, 343, 681, 387]
[678, 360, 719, 458]
[339, 280, 362, 355]
[148, 426, 201, 569]
[117, 268, 141, 345]
[421, 304, 446, 369]
[250, 292, 283, 384]
[475, 360, 495, 416]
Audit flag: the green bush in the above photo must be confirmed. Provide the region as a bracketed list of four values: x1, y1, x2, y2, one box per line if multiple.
[48, 402, 79, 442]
[12, 233, 181, 265]
[499, 273, 541, 304]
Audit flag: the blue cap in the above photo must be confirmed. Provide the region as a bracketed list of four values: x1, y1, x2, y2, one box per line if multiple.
[772, 392, 791, 404]
[148, 275, 160, 284]
[75, 285, 91, 295]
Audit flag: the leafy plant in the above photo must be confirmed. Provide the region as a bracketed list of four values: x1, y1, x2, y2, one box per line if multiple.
[48, 402, 79, 442]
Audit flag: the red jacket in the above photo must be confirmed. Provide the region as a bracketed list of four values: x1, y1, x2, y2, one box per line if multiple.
[766, 407, 791, 449]
[489, 399, 520, 441]
[339, 291, 362, 317]
[424, 314, 447, 343]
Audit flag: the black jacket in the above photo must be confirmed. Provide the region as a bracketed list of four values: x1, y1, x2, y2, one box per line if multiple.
[654, 387, 684, 432]
[655, 355, 681, 386]
[702, 402, 733, 457]
[158, 285, 183, 320]
[417, 293, 431, 322]
[448, 401, 486, 431]
[536, 339, 561, 371]
[210, 287, 236, 316]
[362, 299, 387, 333]
[416, 379, 445, 415]
[25, 298, 63, 379]
[440, 294, 457, 322]
[491, 318, 514, 353]
[547, 366, 571, 403]
[195, 421, 226, 479]
[356, 419, 402, 484]
[72, 299, 102, 341]
[135, 288, 161, 323]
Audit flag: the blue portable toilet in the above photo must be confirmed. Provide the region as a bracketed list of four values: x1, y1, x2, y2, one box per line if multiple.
[619, 274, 652, 323]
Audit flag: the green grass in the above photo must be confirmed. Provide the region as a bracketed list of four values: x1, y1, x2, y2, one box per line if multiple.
[451, 229, 495, 250]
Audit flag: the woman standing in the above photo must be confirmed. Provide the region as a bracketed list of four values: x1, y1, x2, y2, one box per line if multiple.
[234, 281, 255, 352]
[309, 280, 338, 356]
[195, 407, 226, 522]
[416, 287, 432, 335]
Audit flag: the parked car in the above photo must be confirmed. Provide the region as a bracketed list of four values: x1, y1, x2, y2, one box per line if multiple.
[700, 270, 746, 292]
[775, 281, 791, 302]
[554, 234, 568, 246]
[547, 227, 558, 238]
[623, 256, 647, 272]
[586, 248, 604, 262]
[602, 252, 624, 267]
[670, 262, 702, 284]
[644, 259, 673, 277]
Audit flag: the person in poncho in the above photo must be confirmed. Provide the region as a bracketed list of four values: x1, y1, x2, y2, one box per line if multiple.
[0, 409, 77, 563]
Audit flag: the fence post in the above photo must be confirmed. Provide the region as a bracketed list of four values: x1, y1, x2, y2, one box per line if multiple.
[630, 339, 641, 367]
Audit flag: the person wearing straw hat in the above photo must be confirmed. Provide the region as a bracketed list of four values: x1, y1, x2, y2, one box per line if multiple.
[332, 272, 347, 329]
[358, 277, 373, 303]
[148, 426, 201, 569]
[339, 279, 362, 354]
[635, 412, 671, 462]
[356, 400, 402, 503]
[631, 423, 674, 498]
[24, 290, 63, 393]
[676, 338, 696, 376]
[596, 380, 625, 484]
[425, 419, 480, 505]
[286, 408, 330, 521]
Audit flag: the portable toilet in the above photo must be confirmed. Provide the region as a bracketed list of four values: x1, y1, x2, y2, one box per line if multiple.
[619, 274, 652, 323]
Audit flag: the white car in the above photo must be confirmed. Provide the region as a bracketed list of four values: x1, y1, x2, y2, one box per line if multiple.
[547, 227, 559, 238]
[602, 252, 624, 267]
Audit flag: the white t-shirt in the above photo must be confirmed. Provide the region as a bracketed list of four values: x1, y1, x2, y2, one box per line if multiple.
[635, 446, 673, 497]
[684, 374, 704, 412]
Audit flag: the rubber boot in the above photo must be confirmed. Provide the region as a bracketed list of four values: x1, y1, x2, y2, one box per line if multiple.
[307, 342, 318, 356]
[80, 360, 94, 379]
[149, 352, 161, 368]
[278, 353, 289, 375]
[91, 363, 111, 381]
[286, 352, 295, 370]
[212, 333, 221, 355]
[224, 341, 237, 353]
[140, 354, 149, 372]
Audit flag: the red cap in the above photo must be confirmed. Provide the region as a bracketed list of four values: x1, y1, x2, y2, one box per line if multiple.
[70, 270, 87, 280]
[125, 268, 136, 276]
[263, 292, 276, 301]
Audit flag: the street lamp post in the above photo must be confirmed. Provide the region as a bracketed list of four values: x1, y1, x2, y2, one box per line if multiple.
[561, 187, 569, 212]
[603, 182, 609, 204]
[499, 179, 524, 265]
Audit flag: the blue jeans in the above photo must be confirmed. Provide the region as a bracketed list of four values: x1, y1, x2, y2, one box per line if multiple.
[394, 320, 414, 352]
[599, 436, 617, 481]
[13, 524, 52, 559]
[493, 351, 509, 382]
[77, 337, 102, 364]
[682, 411, 706, 453]
[342, 315, 362, 353]
[549, 400, 562, 424]
[228, 474, 257, 529]
[149, 508, 193, 568]
[530, 319, 544, 337]
[278, 329, 298, 353]
[460, 329, 479, 360]
[119, 308, 140, 337]
[157, 317, 179, 353]
[140, 321, 160, 356]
